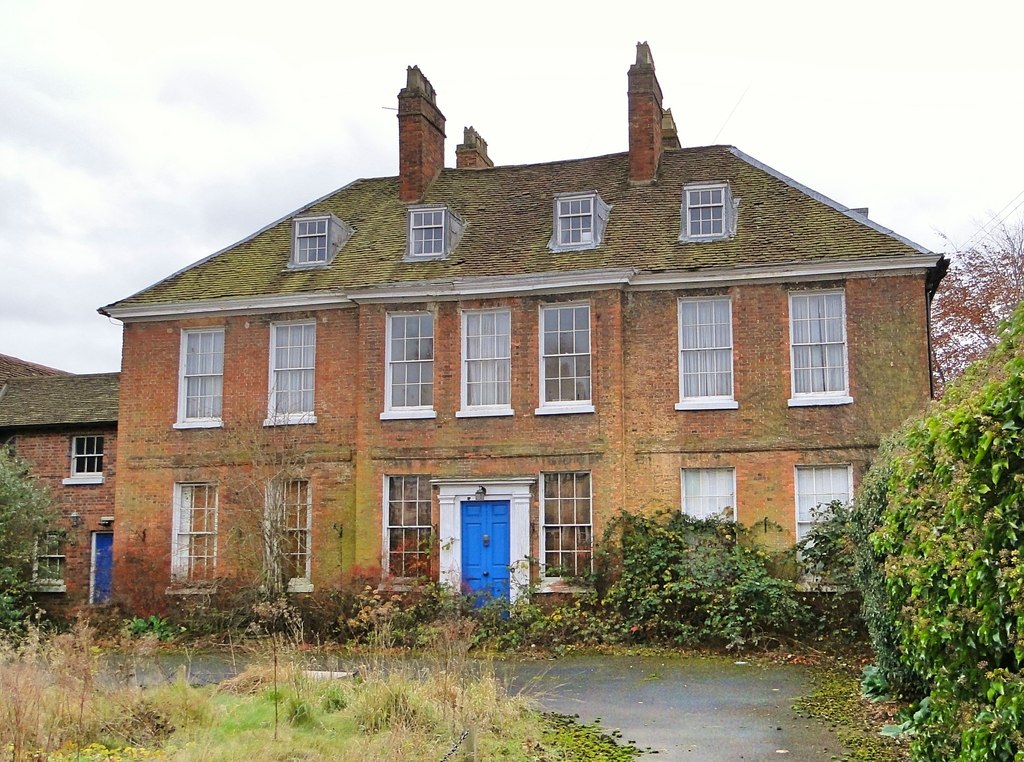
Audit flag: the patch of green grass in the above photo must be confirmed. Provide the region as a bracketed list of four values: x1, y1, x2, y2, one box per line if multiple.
[542, 713, 647, 760]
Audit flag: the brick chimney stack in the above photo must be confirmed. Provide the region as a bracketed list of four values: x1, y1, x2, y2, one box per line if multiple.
[398, 66, 446, 203]
[628, 42, 665, 184]
[456, 126, 494, 169]
[662, 108, 681, 149]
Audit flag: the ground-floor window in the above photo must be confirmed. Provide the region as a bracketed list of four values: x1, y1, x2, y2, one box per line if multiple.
[33, 531, 66, 591]
[541, 471, 592, 579]
[172, 483, 218, 580]
[267, 478, 312, 590]
[681, 467, 736, 519]
[795, 465, 852, 541]
[385, 475, 433, 578]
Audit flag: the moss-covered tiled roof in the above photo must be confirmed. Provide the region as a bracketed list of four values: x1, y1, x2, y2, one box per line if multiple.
[0, 354, 69, 380]
[106, 146, 929, 310]
[0, 373, 119, 428]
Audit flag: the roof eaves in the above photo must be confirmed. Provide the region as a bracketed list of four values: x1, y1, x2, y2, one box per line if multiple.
[729, 146, 933, 256]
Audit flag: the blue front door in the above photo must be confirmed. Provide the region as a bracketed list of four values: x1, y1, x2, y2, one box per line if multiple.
[91, 532, 113, 604]
[461, 500, 510, 602]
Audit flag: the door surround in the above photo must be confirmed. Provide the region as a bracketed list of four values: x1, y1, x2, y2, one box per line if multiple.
[433, 478, 534, 603]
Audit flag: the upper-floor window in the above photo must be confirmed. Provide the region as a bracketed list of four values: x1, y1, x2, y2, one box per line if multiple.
[172, 482, 218, 582]
[788, 290, 852, 406]
[267, 478, 313, 592]
[540, 471, 593, 582]
[382, 313, 436, 420]
[266, 322, 317, 425]
[795, 465, 851, 542]
[537, 303, 593, 415]
[63, 435, 104, 485]
[680, 183, 736, 242]
[677, 297, 737, 410]
[549, 192, 611, 252]
[458, 309, 513, 417]
[176, 329, 224, 428]
[290, 215, 352, 268]
[384, 475, 433, 579]
[681, 467, 736, 520]
[407, 205, 463, 259]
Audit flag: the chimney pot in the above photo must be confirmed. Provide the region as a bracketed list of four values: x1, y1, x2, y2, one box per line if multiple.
[456, 126, 494, 169]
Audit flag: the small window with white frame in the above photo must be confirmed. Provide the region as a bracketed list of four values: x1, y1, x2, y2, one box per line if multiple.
[681, 467, 736, 520]
[266, 321, 316, 425]
[680, 183, 736, 241]
[406, 205, 463, 259]
[290, 214, 352, 268]
[788, 290, 852, 406]
[33, 531, 66, 592]
[176, 328, 224, 428]
[795, 465, 851, 542]
[458, 309, 513, 417]
[541, 471, 593, 582]
[266, 478, 312, 592]
[549, 192, 611, 252]
[676, 297, 737, 410]
[537, 303, 593, 415]
[382, 313, 436, 420]
[64, 435, 104, 485]
[384, 475, 433, 579]
[171, 483, 218, 582]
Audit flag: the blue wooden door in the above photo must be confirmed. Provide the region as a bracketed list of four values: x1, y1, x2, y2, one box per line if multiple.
[461, 500, 510, 602]
[91, 532, 114, 604]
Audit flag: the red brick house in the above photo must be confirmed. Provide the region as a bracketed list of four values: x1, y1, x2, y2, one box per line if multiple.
[100, 44, 944, 610]
[0, 369, 119, 612]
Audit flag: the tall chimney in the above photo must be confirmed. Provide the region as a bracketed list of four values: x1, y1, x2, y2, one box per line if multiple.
[398, 66, 446, 203]
[456, 126, 494, 169]
[628, 42, 664, 184]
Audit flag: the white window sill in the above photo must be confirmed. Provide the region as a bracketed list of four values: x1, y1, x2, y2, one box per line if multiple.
[537, 578, 591, 594]
[675, 399, 739, 411]
[535, 403, 595, 416]
[263, 414, 318, 427]
[165, 584, 218, 596]
[788, 395, 854, 407]
[380, 409, 438, 421]
[30, 581, 66, 593]
[455, 408, 514, 419]
[287, 579, 314, 594]
[62, 475, 103, 486]
[173, 419, 223, 430]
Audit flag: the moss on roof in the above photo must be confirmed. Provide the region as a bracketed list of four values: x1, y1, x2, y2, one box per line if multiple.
[0, 373, 119, 428]
[0, 353, 69, 380]
[107, 146, 928, 310]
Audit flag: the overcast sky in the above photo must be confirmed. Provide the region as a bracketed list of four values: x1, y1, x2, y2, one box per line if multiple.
[2, 1, 1022, 374]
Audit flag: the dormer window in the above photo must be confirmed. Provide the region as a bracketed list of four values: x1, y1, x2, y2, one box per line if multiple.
[290, 214, 352, 268]
[680, 183, 737, 242]
[549, 192, 610, 252]
[407, 205, 463, 260]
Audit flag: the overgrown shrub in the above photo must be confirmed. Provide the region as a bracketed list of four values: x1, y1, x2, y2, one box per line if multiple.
[598, 511, 808, 648]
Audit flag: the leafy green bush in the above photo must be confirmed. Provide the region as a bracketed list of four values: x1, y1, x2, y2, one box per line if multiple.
[868, 301, 1024, 758]
[124, 615, 179, 642]
[598, 511, 808, 648]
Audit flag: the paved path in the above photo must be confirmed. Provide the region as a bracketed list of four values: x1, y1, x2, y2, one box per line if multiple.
[510, 655, 843, 761]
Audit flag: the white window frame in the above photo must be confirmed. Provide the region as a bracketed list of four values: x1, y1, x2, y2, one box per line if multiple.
[457, 308, 514, 418]
[382, 475, 434, 580]
[32, 531, 66, 593]
[266, 478, 313, 593]
[539, 471, 593, 589]
[265, 320, 317, 426]
[536, 302, 595, 415]
[175, 328, 225, 429]
[406, 205, 463, 260]
[289, 214, 352, 269]
[548, 192, 611, 252]
[788, 290, 853, 407]
[63, 435, 104, 485]
[171, 483, 218, 583]
[679, 182, 736, 242]
[381, 312, 437, 420]
[794, 464, 852, 543]
[676, 297, 738, 411]
[681, 467, 737, 520]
